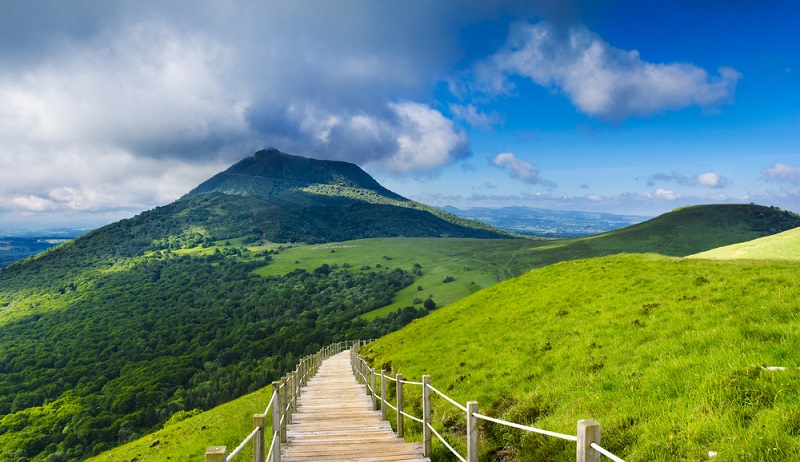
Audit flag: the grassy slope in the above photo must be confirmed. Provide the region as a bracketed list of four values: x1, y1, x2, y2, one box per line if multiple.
[88, 205, 800, 460]
[360, 255, 800, 461]
[688, 227, 800, 261]
[248, 204, 800, 320]
[86, 386, 273, 462]
[251, 238, 542, 319]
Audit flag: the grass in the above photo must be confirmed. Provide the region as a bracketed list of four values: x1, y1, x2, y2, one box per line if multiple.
[688, 227, 800, 261]
[87, 384, 274, 462]
[250, 238, 544, 319]
[360, 254, 800, 461]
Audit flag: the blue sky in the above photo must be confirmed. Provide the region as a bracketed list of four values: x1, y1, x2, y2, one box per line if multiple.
[0, 0, 798, 228]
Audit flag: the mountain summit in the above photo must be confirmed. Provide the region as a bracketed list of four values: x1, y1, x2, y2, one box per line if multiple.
[185, 148, 404, 201]
[175, 149, 510, 243]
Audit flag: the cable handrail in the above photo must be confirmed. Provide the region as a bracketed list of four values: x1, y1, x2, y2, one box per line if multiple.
[473, 412, 578, 442]
[428, 422, 466, 462]
[398, 379, 423, 386]
[225, 427, 260, 461]
[262, 391, 275, 417]
[592, 443, 626, 462]
[427, 383, 468, 412]
[384, 400, 398, 412]
[350, 347, 625, 462]
[266, 431, 278, 461]
[400, 409, 423, 424]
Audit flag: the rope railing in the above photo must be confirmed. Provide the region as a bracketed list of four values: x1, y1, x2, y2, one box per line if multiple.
[205, 340, 369, 462]
[428, 383, 468, 412]
[593, 442, 626, 462]
[227, 427, 261, 460]
[350, 348, 625, 462]
[472, 412, 578, 442]
[428, 422, 466, 462]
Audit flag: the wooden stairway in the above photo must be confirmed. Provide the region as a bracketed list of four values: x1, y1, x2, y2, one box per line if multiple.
[282, 351, 429, 462]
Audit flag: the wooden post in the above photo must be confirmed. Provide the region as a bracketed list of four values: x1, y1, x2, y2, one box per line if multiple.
[422, 375, 431, 457]
[577, 419, 601, 462]
[292, 365, 300, 412]
[396, 373, 404, 438]
[467, 401, 479, 462]
[285, 374, 294, 424]
[380, 369, 387, 420]
[371, 367, 378, 410]
[365, 363, 371, 396]
[253, 414, 265, 462]
[280, 377, 288, 442]
[205, 446, 226, 462]
[271, 382, 281, 462]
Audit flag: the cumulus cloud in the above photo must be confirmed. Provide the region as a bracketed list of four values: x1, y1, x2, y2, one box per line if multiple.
[490, 152, 556, 187]
[475, 21, 742, 120]
[648, 171, 730, 188]
[760, 163, 800, 184]
[449, 104, 503, 129]
[280, 101, 470, 175]
[3, 1, 539, 223]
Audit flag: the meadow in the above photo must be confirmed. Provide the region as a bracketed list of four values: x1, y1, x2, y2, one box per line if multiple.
[360, 254, 800, 460]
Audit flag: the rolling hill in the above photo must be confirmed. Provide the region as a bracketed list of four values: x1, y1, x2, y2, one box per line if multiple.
[2, 148, 799, 460]
[688, 226, 800, 261]
[359, 254, 800, 460]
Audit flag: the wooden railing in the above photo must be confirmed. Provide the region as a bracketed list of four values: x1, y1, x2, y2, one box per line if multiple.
[205, 340, 367, 462]
[350, 348, 625, 462]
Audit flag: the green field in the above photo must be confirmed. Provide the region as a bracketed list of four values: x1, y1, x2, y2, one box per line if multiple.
[689, 227, 800, 261]
[94, 252, 800, 461]
[360, 255, 800, 460]
[86, 386, 273, 462]
[251, 238, 541, 319]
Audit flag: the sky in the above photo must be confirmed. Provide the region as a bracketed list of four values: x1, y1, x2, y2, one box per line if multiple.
[1, 0, 798, 230]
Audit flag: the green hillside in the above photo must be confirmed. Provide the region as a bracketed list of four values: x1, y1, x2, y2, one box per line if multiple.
[497, 204, 800, 268]
[2, 145, 798, 461]
[360, 255, 800, 461]
[688, 226, 800, 261]
[180, 149, 510, 243]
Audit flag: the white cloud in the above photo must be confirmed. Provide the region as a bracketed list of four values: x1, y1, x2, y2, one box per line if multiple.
[648, 171, 730, 188]
[3, 2, 527, 224]
[12, 195, 56, 212]
[0, 22, 251, 158]
[449, 104, 503, 129]
[387, 102, 470, 174]
[760, 163, 800, 184]
[286, 101, 470, 175]
[490, 152, 556, 187]
[653, 188, 680, 200]
[476, 21, 742, 120]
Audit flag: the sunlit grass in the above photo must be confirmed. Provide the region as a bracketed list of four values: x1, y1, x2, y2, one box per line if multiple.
[87, 386, 274, 462]
[361, 254, 800, 460]
[689, 227, 800, 261]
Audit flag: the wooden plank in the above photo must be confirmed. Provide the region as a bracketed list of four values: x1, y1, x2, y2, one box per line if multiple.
[282, 351, 430, 462]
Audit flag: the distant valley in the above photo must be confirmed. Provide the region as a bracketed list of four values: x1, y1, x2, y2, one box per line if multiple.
[0, 228, 88, 268]
[441, 205, 650, 238]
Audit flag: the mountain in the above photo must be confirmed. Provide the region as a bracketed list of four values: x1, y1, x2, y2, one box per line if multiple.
[3, 149, 799, 460]
[177, 148, 510, 244]
[185, 148, 405, 201]
[441, 205, 650, 238]
[0, 149, 511, 461]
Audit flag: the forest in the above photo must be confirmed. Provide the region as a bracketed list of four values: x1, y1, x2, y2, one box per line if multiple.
[0, 250, 426, 461]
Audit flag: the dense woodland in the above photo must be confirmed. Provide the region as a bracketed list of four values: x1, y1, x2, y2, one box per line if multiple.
[0, 250, 426, 461]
